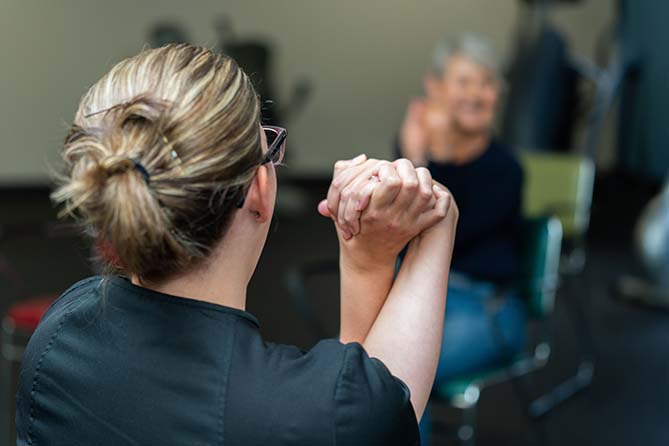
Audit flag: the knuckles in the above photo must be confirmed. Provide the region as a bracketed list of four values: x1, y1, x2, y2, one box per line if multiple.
[402, 179, 419, 192]
[334, 160, 347, 171]
[418, 186, 433, 202]
[381, 176, 401, 190]
[330, 177, 344, 191]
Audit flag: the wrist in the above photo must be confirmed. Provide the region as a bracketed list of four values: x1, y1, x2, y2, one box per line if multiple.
[339, 247, 397, 275]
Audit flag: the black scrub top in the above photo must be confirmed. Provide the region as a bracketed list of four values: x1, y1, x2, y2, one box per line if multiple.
[16, 276, 419, 446]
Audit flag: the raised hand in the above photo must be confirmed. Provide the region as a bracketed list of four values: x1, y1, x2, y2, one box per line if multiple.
[399, 98, 429, 166]
[423, 100, 456, 162]
[319, 157, 451, 270]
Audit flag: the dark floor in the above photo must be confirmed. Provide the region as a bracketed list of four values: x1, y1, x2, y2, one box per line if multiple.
[1, 173, 668, 445]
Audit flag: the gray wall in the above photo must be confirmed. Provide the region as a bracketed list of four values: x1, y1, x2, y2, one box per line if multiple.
[0, 0, 614, 184]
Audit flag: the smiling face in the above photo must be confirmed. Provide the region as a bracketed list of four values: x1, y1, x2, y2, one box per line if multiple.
[428, 53, 499, 136]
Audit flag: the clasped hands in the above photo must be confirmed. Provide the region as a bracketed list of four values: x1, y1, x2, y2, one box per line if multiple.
[318, 154, 457, 271]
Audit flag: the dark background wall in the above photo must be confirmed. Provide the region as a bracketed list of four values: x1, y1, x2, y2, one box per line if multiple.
[618, 0, 669, 179]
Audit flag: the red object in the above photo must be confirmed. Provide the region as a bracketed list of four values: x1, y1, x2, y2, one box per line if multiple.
[95, 234, 123, 268]
[5, 295, 57, 331]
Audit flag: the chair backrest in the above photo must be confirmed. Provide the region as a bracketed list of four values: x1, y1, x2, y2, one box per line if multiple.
[519, 216, 563, 319]
[520, 151, 594, 239]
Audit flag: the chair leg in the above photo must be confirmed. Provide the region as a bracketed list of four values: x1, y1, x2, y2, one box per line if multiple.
[510, 372, 551, 445]
[528, 360, 594, 419]
[566, 266, 598, 365]
[527, 268, 597, 419]
[458, 405, 476, 446]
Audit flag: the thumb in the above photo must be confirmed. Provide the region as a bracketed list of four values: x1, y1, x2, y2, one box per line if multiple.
[317, 199, 331, 217]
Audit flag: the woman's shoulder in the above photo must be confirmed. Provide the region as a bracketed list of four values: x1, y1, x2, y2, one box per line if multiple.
[333, 342, 420, 445]
[18, 276, 101, 372]
[253, 340, 419, 446]
[27, 276, 101, 339]
[15, 276, 103, 441]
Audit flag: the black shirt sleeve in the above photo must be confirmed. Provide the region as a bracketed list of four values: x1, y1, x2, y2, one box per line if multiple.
[334, 343, 420, 446]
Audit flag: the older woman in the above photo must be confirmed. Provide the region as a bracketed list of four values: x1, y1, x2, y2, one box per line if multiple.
[16, 44, 457, 446]
[396, 33, 526, 440]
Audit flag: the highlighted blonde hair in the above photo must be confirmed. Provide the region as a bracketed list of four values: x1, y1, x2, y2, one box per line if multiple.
[52, 44, 262, 281]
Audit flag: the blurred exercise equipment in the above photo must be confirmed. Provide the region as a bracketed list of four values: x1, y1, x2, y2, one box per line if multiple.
[635, 179, 669, 286]
[147, 15, 313, 131]
[148, 22, 190, 47]
[617, 0, 669, 179]
[616, 178, 669, 309]
[215, 15, 312, 129]
[502, 0, 623, 161]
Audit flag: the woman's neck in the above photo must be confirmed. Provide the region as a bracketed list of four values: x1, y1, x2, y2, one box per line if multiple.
[131, 241, 253, 311]
[134, 271, 247, 311]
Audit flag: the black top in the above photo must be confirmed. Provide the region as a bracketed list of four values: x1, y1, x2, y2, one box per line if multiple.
[397, 139, 523, 283]
[16, 276, 419, 446]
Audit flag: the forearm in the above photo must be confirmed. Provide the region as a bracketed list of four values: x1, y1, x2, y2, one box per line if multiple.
[339, 252, 395, 344]
[362, 227, 454, 420]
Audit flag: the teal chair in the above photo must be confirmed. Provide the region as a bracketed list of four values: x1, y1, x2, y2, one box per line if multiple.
[520, 151, 596, 415]
[431, 216, 563, 445]
[520, 151, 594, 273]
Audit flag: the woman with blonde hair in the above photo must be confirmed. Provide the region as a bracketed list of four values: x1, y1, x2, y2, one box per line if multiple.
[16, 44, 457, 445]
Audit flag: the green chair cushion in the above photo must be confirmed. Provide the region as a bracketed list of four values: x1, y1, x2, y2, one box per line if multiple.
[520, 151, 594, 238]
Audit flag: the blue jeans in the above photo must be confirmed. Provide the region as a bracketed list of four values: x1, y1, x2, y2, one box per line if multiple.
[419, 274, 527, 445]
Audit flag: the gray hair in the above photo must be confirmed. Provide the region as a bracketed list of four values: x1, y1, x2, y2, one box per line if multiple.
[430, 33, 501, 80]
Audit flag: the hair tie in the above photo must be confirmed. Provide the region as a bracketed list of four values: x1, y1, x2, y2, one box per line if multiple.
[132, 159, 151, 185]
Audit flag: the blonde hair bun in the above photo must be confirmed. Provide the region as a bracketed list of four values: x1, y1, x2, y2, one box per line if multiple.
[52, 44, 262, 281]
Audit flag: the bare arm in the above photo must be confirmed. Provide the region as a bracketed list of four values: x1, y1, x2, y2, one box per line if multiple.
[319, 158, 441, 344]
[319, 156, 395, 344]
[337, 254, 395, 344]
[362, 190, 457, 420]
[321, 156, 458, 420]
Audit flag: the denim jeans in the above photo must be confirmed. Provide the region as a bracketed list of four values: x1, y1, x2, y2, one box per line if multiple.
[419, 273, 527, 445]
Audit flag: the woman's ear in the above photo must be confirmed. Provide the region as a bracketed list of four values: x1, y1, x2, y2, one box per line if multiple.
[244, 165, 271, 223]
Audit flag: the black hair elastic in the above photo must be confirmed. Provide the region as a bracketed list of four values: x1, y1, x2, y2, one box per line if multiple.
[132, 159, 151, 185]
